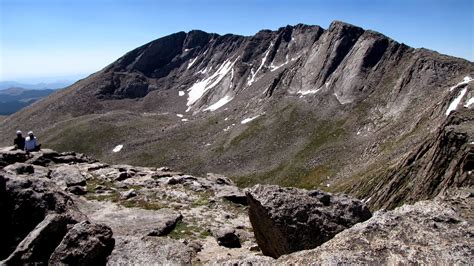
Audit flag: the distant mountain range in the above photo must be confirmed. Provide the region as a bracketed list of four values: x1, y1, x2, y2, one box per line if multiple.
[0, 87, 56, 115]
[0, 80, 74, 90]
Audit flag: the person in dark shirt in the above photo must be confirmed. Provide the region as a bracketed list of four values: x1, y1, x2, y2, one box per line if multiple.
[13, 130, 25, 150]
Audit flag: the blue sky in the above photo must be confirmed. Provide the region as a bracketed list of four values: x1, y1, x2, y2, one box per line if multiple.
[0, 0, 472, 83]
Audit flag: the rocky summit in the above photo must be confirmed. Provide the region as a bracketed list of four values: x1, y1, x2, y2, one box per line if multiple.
[1, 147, 472, 264]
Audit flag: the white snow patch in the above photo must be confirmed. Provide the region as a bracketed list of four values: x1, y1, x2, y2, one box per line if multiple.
[187, 58, 237, 108]
[176, 114, 184, 118]
[112, 145, 123, 153]
[247, 43, 272, 86]
[464, 95, 474, 107]
[181, 118, 188, 122]
[224, 117, 229, 121]
[178, 91, 185, 96]
[446, 88, 467, 116]
[449, 76, 473, 91]
[241, 115, 260, 124]
[297, 89, 321, 96]
[184, 48, 190, 52]
[187, 57, 198, 69]
[270, 60, 289, 72]
[357, 131, 361, 135]
[204, 95, 233, 111]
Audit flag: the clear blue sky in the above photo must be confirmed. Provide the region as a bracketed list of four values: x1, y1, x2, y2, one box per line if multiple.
[1, 0, 472, 83]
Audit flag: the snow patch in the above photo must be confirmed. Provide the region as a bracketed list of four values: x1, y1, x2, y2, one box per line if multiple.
[297, 89, 321, 96]
[247, 43, 272, 86]
[176, 114, 184, 118]
[204, 95, 233, 111]
[464, 95, 474, 107]
[187, 58, 237, 108]
[449, 76, 473, 91]
[112, 145, 123, 153]
[178, 91, 185, 96]
[181, 118, 188, 122]
[187, 57, 198, 69]
[241, 115, 260, 124]
[446, 88, 467, 116]
[270, 60, 288, 72]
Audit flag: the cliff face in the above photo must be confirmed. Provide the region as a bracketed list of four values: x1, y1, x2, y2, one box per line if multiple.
[351, 109, 474, 209]
[0, 21, 473, 209]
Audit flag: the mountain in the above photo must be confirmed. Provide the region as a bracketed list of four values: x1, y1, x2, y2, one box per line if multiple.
[0, 81, 74, 90]
[0, 21, 472, 210]
[0, 88, 56, 115]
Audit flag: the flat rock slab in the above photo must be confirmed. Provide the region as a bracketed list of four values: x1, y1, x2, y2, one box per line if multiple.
[76, 199, 182, 236]
[107, 236, 192, 265]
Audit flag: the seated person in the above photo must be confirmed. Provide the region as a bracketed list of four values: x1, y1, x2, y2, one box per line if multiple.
[24, 131, 41, 152]
[13, 130, 25, 150]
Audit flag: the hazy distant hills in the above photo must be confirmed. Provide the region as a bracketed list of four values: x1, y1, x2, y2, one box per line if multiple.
[0, 80, 73, 90]
[0, 87, 56, 115]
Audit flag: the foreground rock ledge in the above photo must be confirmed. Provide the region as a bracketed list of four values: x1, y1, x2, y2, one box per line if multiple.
[278, 189, 474, 264]
[246, 184, 372, 258]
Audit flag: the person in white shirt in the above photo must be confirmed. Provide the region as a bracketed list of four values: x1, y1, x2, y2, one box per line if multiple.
[24, 131, 41, 152]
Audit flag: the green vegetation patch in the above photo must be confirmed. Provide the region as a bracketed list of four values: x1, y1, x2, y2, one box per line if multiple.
[168, 221, 210, 240]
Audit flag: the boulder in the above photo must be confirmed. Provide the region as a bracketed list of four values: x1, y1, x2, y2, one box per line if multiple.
[67, 185, 87, 195]
[246, 184, 371, 258]
[214, 227, 241, 248]
[50, 165, 86, 189]
[115, 171, 132, 181]
[147, 213, 182, 236]
[0, 174, 84, 260]
[1, 214, 77, 264]
[49, 221, 114, 265]
[120, 189, 137, 200]
[278, 190, 474, 264]
[216, 186, 248, 205]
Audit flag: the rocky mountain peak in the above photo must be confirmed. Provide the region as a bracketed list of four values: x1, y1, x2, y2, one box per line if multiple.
[0, 21, 472, 218]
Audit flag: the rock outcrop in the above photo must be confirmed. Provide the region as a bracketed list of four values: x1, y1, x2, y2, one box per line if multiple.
[278, 188, 474, 264]
[0, 148, 257, 264]
[0, 170, 114, 264]
[246, 184, 372, 258]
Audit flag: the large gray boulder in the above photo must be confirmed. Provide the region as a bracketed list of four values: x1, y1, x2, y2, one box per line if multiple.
[49, 221, 114, 265]
[1, 214, 77, 264]
[278, 189, 474, 264]
[246, 184, 371, 258]
[0, 173, 83, 260]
